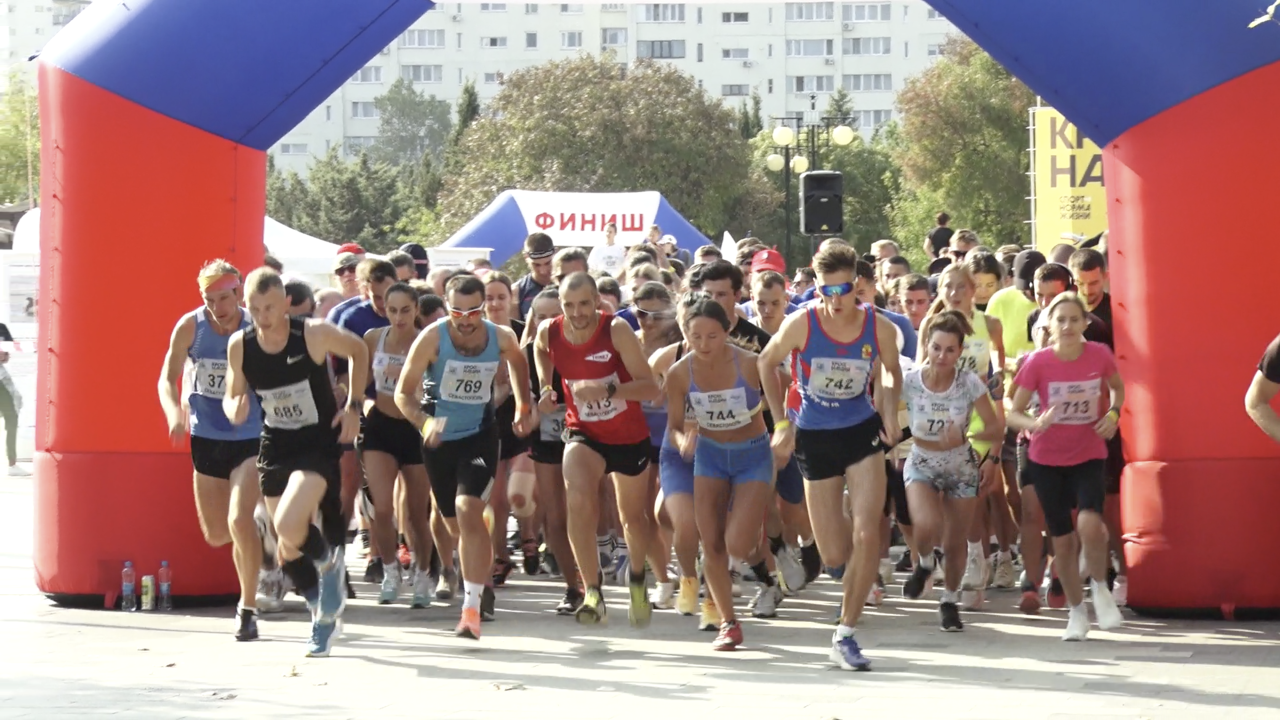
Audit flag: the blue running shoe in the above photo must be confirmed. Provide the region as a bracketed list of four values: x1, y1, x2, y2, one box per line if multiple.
[303, 585, 320, 621]
[830, 633, 872, 671]
[317, 550, 347, 623]
[306, 618, 343, 658]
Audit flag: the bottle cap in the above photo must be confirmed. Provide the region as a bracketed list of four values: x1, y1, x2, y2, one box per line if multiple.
[161, 561, 168, 567]
[124, 561, 132, 567]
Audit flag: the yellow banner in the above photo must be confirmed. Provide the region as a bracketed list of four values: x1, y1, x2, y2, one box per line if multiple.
[1031, 107, 1108, 255]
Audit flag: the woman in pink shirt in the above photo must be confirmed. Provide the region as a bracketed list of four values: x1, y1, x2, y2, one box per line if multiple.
[1009, 292, 1125, 642]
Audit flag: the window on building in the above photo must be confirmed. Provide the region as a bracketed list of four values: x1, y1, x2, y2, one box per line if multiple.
[696, 7, 702, 23]
[722, 11, 748, 23]
[457, 32, 463, 49]
[927, 43, 942, 57]
[785, 2, 834, 21]
[601, 3, 625, 10]
[325, 105, 332, 121]
[722, 84, 749, 96]
[639, 4, 685, 22]
[479, 3, 506, 10]
[768, 78, 774, 93]
[562, 31, 582, 49]
[722, 48, 749, 59]
[786, 39, 835, 57]
[842, 3, 890, 22]
[561, 3, 583, 12]
[636, 40, 687, 58]
[351, 102, 379, 119]
[481, 36, 508, 48]
[526, 31, 538, 48]
[790, 76, 835, 92]
[344, 137, 377, 156]
[402, 64, 444, 83]
[525, 3, 538, 13]
[855, 109, 893, 128]
[483, 72, 504, 84]
[927, 8, 942, 19]
[279, 143, 308, 155]
[842, 73, 892, 92]
[842, 37, 891, 55]
[351, 66, 383, 83]
[697, 43, 703, 61]
[401, 29, 445, 48]
[904, 41, 909, 57]
[602, 28, 627, 46]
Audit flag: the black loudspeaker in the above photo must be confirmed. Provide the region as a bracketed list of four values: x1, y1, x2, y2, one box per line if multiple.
[799, 170, 844, 235]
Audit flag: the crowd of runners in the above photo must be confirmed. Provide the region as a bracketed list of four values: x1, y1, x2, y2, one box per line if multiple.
[158, 218, 1145, 669]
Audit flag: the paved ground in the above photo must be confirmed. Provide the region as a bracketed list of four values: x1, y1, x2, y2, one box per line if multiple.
[3, 474, 1280, 720]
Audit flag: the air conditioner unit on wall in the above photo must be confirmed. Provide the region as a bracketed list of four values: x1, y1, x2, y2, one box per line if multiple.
[451, 14, 462, 22]
[824, 57, 835, 65]
[842, 22, 854, 30]
[742, 60, 753, 68]
[379, 47, 390, 55]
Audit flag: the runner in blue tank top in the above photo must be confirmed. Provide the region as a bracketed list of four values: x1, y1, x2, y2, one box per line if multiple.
[758, 242, 903, 673]
[157, 260, 267, 641]
[395, 273, 534, 641]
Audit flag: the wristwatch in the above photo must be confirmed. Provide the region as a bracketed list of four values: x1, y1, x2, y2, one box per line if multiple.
[605, 381, 618, 399]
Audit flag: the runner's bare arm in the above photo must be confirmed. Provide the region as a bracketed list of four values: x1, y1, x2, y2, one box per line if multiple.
[875, 315, 904, 427]
[221, 331, 250, 426]
[608, 318, 659, 402]
[1246, 372, 1280, 442]
[971, 393, 1005, 445]
[664, 358, 690, 437]
[157, 315, 195, 421]
[395, 325, 439, 429]
[307, 320, 369, 412]
[533, 320, 556, 409]
[758, 311, 805, 423]
[498, 326, 533, 415]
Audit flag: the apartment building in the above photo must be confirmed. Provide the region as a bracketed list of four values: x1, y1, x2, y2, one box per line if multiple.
[271, 2, 958, 175]
[0, 0, 88, 93]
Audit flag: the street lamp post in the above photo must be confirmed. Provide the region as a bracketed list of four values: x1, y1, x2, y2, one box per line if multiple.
[764, 109, 857, 263]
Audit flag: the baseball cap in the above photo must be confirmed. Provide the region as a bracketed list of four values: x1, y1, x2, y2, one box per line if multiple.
[1012, 250, 1047, 292]
[927, 256, 952, 275]
[750, 248, 787, 276]
[333, 252, 361, 274]
[658, 234, 677, 246]
[336, 242, 365, 256]
[399, 242, 430, 280]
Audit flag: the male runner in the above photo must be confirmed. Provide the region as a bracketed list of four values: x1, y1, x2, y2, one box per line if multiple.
[158, 260, 267, 640]
[395, 274, 534, 639]
[534, 272, 659, 626]
[758, 243, 903, 671]
[513, 232, 556, 319]
[224, 268, 368, 657]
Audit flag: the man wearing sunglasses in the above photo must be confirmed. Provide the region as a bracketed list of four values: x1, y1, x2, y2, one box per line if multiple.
[758, 243, 904, 672]
[395, 273, 534, 640]
[333, 252, 361, 299]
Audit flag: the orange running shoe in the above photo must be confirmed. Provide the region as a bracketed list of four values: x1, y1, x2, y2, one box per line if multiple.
[455, 607, 481, 640]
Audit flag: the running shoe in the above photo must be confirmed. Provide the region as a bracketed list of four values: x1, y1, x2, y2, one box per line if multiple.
[961, 549, 984, 592]
[1019, 580, 1041, 615]
[800, 543, 823, 584]
[492, 558, 517, 587]
[894, 550, 913, 573]
[397, 543, 412, 570]
[379, 563, 402, 605]
[752, 583, 783, 618]
[676, 577, 699, 616]
[1112, 575, 1128, 607]
[902, 563, 932, 599]
[712, 620, 743, 651]
[865, 577, 886, 607]
[456, 607, 481, 640]
[992, 553, 1016, 589]
[345, 570, 356, 600]
[556, 587, 583, 615]
[825, 564, 846, 581]
[1090, 579, 1124, 630]
[358, 528, 371, 558]
[306, 618, 343, 657]
[1045, 573, 1067, 610]
[775, 545, 807, 594]
[960, 588, 984, 611]
[939, 601, 963, 632]
[612, 552, 632, 587]
[317, 550, 347, 622]
[1063, 603, 1089, 641]
[830, 632, 872, 671]
[234, 607, 259, 642]
[878, 559, 895, 588]
[481, 585, 496, 621]
[650, 580, 676, 610]
[699, 597, 722, 631]
[436, 567, 458, 601]
[628, 580, 653, 628]
[729, 566, 744, 597]
[542, 548, 561, 579]
[364, 559, 384, 584]
[522, 538, 541, 576]
[256, 569, 286, 614]
[575, 587, 606, 625]
[411, 569, 432, 609]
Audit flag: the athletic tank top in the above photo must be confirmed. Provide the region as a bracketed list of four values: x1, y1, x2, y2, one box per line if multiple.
[424, 318, 500, 442]
[240, 317, 338, 454]
[371, 328, 407, 398]
[187, 307, 261, 441]
[791, 306, 879, 431]
[528, 341, 567, 444]
[960, 309, 995, 455]
[686, 350, 762, 432]
[546, 313, 648, 445]
[661, 342, 698, 451]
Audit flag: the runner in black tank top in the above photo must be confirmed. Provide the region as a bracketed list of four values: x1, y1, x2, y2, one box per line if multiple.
[224, 268, 369, 659]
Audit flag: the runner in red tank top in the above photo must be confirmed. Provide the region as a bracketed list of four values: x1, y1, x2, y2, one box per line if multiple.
[534, 272, 659, 628]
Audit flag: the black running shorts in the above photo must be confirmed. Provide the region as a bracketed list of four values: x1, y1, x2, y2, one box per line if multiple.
[190, 436, 259, 480]
[794, 414, 885, 482]
[357, 406, 423, 468]
[423, 423, 499, 518]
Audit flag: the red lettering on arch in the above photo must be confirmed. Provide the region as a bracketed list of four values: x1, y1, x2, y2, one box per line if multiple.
[534, 213, 554, 230]
[621, 213, 644, 232]
[580, 213, 597, 232]
[559, 212, 577, 231]
[602, 214, 617, 230]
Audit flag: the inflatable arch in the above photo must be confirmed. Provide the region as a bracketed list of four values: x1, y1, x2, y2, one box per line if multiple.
[34, 0, 1280, 611]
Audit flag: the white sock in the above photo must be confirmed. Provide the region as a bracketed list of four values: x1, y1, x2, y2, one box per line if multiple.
[597, 535, 612, 549]
[941, 589, 960, 604]
[384, 560, 400, 578]
[997, 549, 1011, 562]
[835, 623, 855, 639]
[463, 580, 484, 610]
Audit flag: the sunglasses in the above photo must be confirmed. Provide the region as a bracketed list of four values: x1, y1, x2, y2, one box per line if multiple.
[447, 303, 485, 319]
[335, 266, 357, 277]
[634, 307, 675, 321]
[818, 282, 856, 298]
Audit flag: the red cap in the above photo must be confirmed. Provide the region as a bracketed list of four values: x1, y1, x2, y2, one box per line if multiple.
[336, 242, 365, 255]
[751, 248, 787, 276]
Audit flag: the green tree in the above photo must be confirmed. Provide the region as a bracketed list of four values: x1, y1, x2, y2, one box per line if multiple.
[269, 147, 410, 253]
[433, 55, 778, 246]
[737, 99, 754, 140]
[265, 154, 313, 228]
[450, 78, 481, 148]
[889, 36, 1035, 246]
[748, 90, 764, 137]
[372, 78, 453, 165]
[0, 74, 40, 205]
[826, 86, 854, 120]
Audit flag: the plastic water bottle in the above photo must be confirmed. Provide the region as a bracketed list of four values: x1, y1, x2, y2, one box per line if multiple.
[121, 561, 137, 612]
[157, 561, 172, 611]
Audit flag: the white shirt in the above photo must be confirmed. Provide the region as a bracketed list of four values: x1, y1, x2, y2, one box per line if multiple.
[588, 244, 626, 277]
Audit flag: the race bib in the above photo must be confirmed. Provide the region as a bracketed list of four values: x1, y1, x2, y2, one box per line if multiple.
[690, 387, 752, 432]
[372, 352, 405, 396]
[808, 357, 870, 400]
[571, 373, 624, 422]
[259, 379, 320, 430]
[540, 407, 567, 442]
[1047, 379, 1101, 425]
[440, 359, 499, 404]
[959, 337, 991, 376]
[193, 358, 227, 399]
[909, 397, 967, 441]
